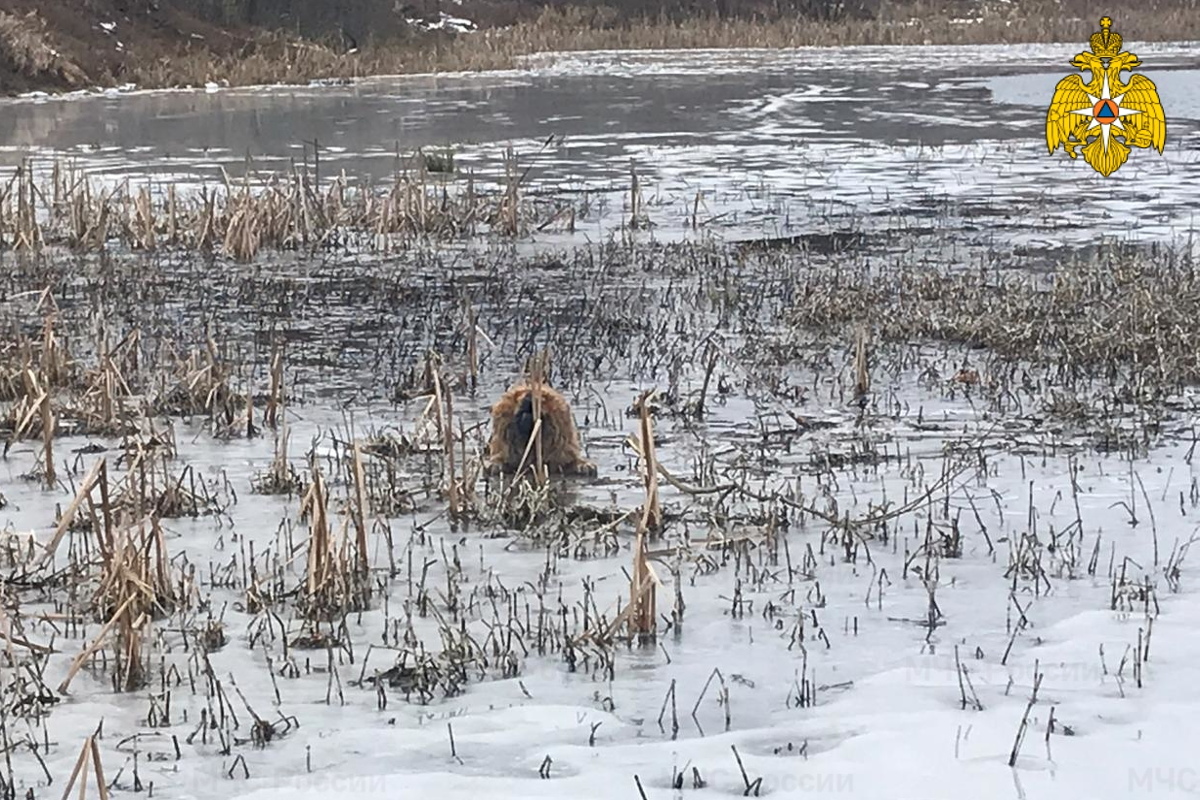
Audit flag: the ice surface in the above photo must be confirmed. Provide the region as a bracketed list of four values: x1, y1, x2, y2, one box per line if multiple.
[7, 372, 1200, 800]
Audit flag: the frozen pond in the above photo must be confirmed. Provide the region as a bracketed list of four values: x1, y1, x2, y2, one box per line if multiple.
[4, 42, 1200, 800]
[987, 67, 1200, 119]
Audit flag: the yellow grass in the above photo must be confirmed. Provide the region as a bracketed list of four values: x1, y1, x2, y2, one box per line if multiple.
[0, 157, 571, 258]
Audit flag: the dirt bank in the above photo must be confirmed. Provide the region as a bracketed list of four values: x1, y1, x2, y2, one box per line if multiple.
[0, 0, 245, 93]
[1, 0, 1197, 97]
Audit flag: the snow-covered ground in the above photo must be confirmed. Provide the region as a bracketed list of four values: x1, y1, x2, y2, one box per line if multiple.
[5, 362, 1199, 800]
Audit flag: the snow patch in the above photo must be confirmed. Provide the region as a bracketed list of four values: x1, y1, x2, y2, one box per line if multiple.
[405, 11, 477, 33]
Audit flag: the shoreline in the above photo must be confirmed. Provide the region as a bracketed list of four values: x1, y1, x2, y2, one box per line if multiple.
[5, 37, 1199, 108]
[3, 2, 1200, 99]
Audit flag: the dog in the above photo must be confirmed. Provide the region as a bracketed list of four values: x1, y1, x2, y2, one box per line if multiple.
[486, 383, 596, 477]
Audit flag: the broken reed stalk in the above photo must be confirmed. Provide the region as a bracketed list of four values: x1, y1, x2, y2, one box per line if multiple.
[302, 460, 333, 602]
[430, 362, 460, 516]
[258, 351, 295, 493]
[597, 524, 662, 644]
[853, 324, 870, 401]
[350, 442, 370, 573]
[502, 147, 520, 236]
[628, 529, 659, 640]
[635, 390, 662, 535]
[695, 340, 718, 420]
[115, 606, 148, 692]
[1008, 663, 1044, 767]
[40, 373, 55, 489]
[59, 735, 110, 800]
[35, 311, 60, 488]
[39, 295, 66, 382]
[265, 342, 284, 428]
[465, 304, 479, 392]
[14, 162, 43, 251]
[630, 163, 641, 230]
[245, 386, 255, 437]
[620, 389, 663, 640]
[37, 459, 106, 569]
[529, 351, 549, 483]
[58, 593, 136, 694]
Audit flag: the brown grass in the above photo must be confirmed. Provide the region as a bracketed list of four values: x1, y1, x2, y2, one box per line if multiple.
[0, 10, 87, 87]
[0, 157, 579, 259]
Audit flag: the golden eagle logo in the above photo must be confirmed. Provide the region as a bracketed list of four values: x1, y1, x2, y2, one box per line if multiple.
[1046, 16, 1166, 177]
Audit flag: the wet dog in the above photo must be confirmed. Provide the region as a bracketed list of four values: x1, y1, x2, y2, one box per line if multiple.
[486, 383, 596, 476]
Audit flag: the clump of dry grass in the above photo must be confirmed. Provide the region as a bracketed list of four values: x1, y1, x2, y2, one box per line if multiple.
[43, 458, 185, 695]
[131, 30, 369, 91]
[96, 516, 178, 691]
[252, 420, 302, 495]
[153, 337, 244, 422]
[0, 156, 583, 261]
[296, 459, 372, 620]
[110, 452, 232, 520]
[783, 244, 1200, 404]
[0, 11, 87, 87]
[76, 329, 143, 436]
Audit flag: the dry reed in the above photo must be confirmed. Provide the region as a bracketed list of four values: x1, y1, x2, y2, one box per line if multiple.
[0, 156, 582, 261]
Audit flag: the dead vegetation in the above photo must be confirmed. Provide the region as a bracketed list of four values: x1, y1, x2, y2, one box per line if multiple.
[0, 209, 1191, 797]
[7, 0, 1200, 96]
[779, 242, 1200, 416]
[0, 154, 574, 259]
[0, 10, 87, 89]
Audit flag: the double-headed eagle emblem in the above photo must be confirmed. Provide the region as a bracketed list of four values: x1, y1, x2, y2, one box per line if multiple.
[1046, 16, 1166, 176]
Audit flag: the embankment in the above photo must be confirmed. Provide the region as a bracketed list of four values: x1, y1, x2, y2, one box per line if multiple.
[0, 0, 1196, 97]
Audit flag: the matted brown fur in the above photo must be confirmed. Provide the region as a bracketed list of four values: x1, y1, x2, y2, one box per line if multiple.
[486, 383, 596, 476]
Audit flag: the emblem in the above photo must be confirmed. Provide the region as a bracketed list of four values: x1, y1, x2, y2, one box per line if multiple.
[1045, 16, 1166, 177]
